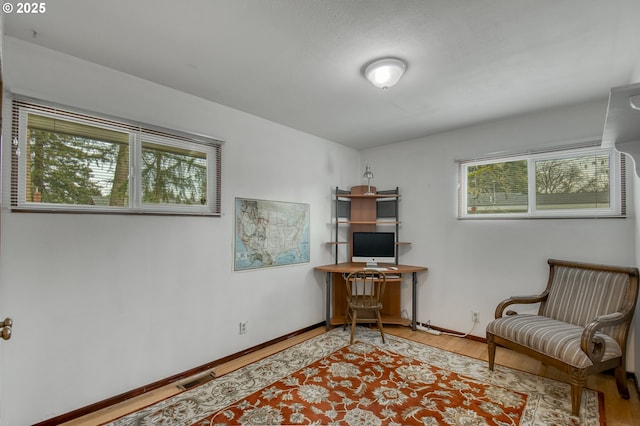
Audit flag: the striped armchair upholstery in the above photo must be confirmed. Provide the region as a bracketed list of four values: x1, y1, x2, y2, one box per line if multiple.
[486, 259, 638, 417]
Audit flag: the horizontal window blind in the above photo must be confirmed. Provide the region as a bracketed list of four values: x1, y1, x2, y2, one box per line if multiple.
[456, 140, 602, 164]
[11, 96, 223, 215]
[457, 143, 626, 219]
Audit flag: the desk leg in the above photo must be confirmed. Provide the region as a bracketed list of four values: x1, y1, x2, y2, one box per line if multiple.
[411, 272, 417, 331]
[325, 272, 332, 331]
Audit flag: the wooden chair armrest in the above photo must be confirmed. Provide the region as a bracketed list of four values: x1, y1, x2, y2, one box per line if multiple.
[494, 291, 548, 319]
[580, 312, 625, 362]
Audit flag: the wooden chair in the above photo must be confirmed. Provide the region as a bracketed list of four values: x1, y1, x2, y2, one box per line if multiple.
[344, 270, 387, 344]
[486, 259, 639, 416]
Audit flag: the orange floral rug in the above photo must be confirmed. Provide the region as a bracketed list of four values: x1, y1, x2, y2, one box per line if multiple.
[107, 328, 603, 426]
[200, 341, 526, 425]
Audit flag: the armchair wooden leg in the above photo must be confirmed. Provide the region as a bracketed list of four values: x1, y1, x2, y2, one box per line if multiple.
[614, 365, 630, 399]
[568, 367, 586, 417]
[487, 333, 496, 371]
[570, 384, 583, 417]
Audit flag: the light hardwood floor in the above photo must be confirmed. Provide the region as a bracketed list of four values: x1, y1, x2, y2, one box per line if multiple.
[64, 325, 640, 425]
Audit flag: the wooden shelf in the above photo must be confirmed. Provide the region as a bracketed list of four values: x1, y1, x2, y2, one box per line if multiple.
[331, 185, 406, 265]
[326, 241, 411, 246]
[336, 220, 401, 225]
[384, 276, 403, 281]
[337, 194, 400, 199]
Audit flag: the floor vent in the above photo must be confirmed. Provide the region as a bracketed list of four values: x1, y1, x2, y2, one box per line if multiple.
[177, 372, 216, 390]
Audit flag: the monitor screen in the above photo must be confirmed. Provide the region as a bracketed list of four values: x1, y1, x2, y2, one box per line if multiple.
[351, 232, 396, 266]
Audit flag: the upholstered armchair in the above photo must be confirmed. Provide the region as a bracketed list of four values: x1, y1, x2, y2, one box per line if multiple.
[486, 259, 639, 416]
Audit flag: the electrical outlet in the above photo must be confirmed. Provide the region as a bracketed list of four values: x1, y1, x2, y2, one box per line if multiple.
[239, 321, 248, 334]
[471, 311, 480, 323]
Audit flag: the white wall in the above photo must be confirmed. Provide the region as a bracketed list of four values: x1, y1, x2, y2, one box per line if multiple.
[361, 99, 637, 353]
[0, 37, 359, 425]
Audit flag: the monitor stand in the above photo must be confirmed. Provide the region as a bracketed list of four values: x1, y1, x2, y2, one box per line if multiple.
[365, 262, 388, 271]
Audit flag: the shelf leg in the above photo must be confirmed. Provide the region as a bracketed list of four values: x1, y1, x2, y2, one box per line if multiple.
[325, 272, 332, 331]
[412, 272, 417, 331]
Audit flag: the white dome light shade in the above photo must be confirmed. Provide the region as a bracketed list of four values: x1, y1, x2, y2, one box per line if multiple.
[364, 58, 407, 89]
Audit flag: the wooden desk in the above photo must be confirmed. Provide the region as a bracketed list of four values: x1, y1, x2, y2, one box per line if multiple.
[314, 263, 428, 331]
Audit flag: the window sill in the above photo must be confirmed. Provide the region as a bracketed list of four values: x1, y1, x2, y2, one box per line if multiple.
[11, 207, 220, 217]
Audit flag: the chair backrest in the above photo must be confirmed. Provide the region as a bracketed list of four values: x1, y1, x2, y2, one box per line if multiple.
[345, 270, 387, 309]
[540, 260, 639, 338]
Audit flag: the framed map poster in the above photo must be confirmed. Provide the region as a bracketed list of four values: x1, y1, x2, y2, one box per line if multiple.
[234, 198, 310, 270]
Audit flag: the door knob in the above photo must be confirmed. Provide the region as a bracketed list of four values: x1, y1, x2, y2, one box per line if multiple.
[0, 317, 13, 340]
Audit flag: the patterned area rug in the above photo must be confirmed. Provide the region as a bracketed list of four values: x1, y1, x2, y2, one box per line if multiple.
[106, 328, 603, 425]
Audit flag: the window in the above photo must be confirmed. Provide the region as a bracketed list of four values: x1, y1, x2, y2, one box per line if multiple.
[10, 97, 223, 215]
[458, 144, 625, 219]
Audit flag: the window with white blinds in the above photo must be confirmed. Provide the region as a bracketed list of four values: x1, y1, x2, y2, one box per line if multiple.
[457, 143, 625, 219]
[11, 96, 223, 215]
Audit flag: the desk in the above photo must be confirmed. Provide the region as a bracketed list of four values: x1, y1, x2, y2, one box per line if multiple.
[314, 263, 428, 331]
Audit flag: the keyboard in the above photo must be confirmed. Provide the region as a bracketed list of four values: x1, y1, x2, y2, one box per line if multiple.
[364, 267, 388, 271]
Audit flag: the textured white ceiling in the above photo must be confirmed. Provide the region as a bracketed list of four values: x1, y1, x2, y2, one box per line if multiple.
[4, 0, 640, 149]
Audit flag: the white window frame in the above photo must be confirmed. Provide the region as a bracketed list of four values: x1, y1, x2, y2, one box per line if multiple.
[11, 97, 223, 216]
[458, 143, 625, 219]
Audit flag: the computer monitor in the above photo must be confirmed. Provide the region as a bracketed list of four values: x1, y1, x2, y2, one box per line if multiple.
[351, 232, 396, 267]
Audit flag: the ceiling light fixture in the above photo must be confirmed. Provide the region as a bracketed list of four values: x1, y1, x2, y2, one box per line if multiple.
[363, 57, 407, 89]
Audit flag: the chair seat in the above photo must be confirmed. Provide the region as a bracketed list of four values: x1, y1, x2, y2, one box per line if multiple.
[349, 297, 382, 310]
[487, 314, 621, 369]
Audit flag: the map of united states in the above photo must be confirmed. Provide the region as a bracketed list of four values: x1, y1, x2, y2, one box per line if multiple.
[235, 199, 310, 270]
